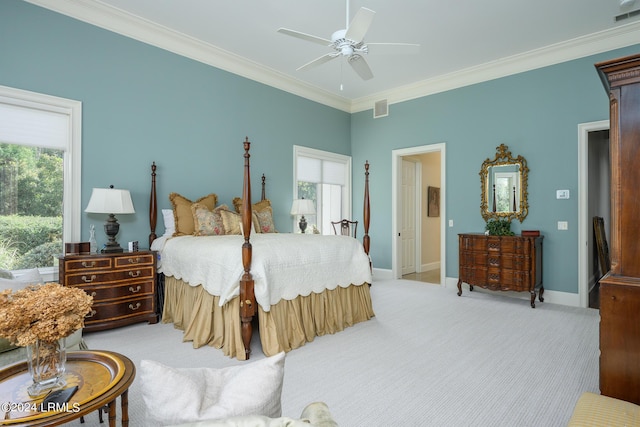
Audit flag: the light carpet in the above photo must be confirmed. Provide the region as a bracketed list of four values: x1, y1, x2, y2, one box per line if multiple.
[63, 279, 600, 426]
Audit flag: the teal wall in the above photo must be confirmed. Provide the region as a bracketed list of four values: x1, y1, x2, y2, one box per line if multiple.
[351, 44, 640, 294]
[0, 0, 351, 245]
[2, 1, 639, 294]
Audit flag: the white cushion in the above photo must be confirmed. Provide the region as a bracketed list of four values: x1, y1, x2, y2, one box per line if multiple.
[0, 268, 43, 292]
[141, 352, 286, 426]
[162, 209, 176, 236]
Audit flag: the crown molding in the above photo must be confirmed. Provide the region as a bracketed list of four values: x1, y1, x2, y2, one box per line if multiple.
[24, 0, 352, 112]
[351, 21, 640, 113]
[25, 0, 640, 115]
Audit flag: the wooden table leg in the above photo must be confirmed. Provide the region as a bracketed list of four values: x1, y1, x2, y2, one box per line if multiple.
[121, 389, 130, 427]
[108, 400, 116, 427]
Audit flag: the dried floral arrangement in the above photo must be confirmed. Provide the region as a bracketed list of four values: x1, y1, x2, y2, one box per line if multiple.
[0, 283, 93, 346]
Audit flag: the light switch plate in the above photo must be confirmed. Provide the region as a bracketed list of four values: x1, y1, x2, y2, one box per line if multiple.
[558, 221, 568, 230]
[556, 189, 570, 199]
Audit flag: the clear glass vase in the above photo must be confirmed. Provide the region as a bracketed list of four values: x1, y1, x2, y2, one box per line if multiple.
[26, 337, 67, 397]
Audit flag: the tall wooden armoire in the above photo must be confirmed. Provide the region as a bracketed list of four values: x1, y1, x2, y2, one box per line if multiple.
[595, 53, 640, 405]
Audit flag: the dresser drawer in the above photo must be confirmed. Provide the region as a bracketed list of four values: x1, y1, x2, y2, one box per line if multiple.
[63, 257, 112, 272]
[85, 295, 155, 324]
[114, 253, 154, 267]
[65, 266, 155, 286]
[81, 280, 154, 302]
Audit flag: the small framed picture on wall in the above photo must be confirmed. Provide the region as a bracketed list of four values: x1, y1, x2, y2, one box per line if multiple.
[428, 186, 440, 217]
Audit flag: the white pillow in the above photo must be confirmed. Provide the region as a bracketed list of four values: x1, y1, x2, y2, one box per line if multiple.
[167, 415, 310, 427]
[0, 268, 43, 292]
[141, 352, 286, 426]
[162, 209, 176, 236]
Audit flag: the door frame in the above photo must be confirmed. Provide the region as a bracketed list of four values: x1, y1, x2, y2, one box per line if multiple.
[392, 143, 446, 283]
[578, 119, 609, 308]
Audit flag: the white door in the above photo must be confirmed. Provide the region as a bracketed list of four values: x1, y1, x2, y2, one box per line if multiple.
[401, 159, 416, 275]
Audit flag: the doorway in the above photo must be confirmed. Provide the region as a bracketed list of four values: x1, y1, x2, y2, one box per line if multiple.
[578, 120, 610, 309]
[392, 144, 446, 285]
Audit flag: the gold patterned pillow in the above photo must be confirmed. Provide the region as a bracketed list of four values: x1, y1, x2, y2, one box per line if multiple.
[191, 204, 228, 236]
[255, 206, 277, 233]
[220, 209, 242, 235]
[169, 193, 217, 236]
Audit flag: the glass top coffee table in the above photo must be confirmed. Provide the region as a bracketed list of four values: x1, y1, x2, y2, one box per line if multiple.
[0, 350, 135, 427]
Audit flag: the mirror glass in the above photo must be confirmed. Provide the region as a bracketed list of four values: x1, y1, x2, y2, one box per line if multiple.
[480, 144, 528, 222]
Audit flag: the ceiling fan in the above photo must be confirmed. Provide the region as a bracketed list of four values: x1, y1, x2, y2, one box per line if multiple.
[277, 1, 420, 81]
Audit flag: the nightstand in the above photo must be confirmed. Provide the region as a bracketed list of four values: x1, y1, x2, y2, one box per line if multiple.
[58, 251, 158, 332]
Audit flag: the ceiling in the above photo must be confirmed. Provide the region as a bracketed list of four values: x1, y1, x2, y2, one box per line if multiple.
[26, 0, 640, 112]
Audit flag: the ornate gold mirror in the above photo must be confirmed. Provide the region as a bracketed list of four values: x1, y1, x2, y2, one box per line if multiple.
[480, 144, 529, 222]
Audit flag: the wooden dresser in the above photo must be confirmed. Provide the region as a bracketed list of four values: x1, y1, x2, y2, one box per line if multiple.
[596, 54, 640, 405]
[59, 250, 158, 332]
[457, 233, 544, 308]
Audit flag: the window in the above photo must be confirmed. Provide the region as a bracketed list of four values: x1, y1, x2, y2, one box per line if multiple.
[0, 86, 81, 276]
[293, 146, 351, 234]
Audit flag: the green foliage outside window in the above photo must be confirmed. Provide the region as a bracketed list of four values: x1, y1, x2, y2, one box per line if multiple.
[0, 143, 63, 269]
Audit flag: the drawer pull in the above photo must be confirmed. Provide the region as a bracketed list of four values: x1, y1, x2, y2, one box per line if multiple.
[128, 257, 141, 264]
[82, 275, 97, 283]
[90, 291, 97, 297]
[82, 261, 96, 268]
[86, 309, 97, 318]
[128, 271, 141, 278]
[129, 285, 142, 293]
[129, 302, 142, 311]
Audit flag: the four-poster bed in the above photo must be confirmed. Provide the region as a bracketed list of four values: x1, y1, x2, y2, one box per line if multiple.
[149, 138, 374, 360]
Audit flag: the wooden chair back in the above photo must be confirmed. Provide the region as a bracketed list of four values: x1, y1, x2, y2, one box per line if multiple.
[331, 219, 358, 238]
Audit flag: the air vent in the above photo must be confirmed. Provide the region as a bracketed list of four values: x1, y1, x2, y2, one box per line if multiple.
[615, 8, 640, 22]
[374, 99, 388, 118]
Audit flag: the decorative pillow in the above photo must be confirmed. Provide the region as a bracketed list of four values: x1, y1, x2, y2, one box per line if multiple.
[140, 352, 286, 426]
[255, 206, 277, 233]
[192, 204, 228, 236]
[232, 198, 271, 214]
[220, 209, 242, 235]
[162, 209, 176, 236]
[169, 193, 218, 236]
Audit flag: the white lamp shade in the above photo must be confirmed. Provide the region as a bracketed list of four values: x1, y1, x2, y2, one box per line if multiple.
[85, 188, 135, 214]
[290, 199, 315, 216]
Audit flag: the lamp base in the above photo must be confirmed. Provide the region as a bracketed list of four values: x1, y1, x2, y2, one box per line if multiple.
[298, 216, 308, 234]
[102, 214, 124, 253]
[101, 243, 124, 253]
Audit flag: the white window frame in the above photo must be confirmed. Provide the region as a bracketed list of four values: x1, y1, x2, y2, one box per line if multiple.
[293, 145, 352, 234]
[0, 85, 82, 279]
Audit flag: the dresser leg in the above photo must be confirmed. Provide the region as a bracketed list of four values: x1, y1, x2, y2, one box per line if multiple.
[538, 286, 545, 302]
[530, 291, 536, 308]
[457, 279, 462, 296]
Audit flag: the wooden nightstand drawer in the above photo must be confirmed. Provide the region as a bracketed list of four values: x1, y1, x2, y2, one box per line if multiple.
[64, 266, 155, 286]
[114, 254, 154, 268]
[63, 257, 113, 272]
[81, 280, 154, 302]
[85, 296, 155, 325]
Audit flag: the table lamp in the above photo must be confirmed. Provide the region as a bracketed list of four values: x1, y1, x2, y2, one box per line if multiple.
[85, 186, 135, 253]
[290, 198, 315, 233]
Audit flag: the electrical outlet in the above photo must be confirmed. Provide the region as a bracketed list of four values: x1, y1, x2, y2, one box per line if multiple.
[448, 220, 453, 227]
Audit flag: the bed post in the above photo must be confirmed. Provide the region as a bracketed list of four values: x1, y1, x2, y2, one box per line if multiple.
[240, 137, 256, 360]
[363, 161, 371, 267]
[261, 174, 266, 201]
[149, 162, 157, 247]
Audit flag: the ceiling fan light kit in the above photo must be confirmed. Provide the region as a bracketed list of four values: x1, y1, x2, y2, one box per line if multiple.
[277, 1, 419, 82]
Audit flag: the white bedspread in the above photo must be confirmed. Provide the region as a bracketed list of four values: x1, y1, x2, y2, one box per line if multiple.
[153, 233, 372, 311]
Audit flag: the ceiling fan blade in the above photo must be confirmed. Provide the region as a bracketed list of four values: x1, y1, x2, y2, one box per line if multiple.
[277, 28, 331, 46]
[297, 53, 339, 72]
[344, 7, 375, 43]
[366, 43, 421, 55]
[348, 54, 374, 80]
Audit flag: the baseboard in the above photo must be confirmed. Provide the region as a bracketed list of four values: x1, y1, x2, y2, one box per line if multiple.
[420, 261, 440, 272]
[372, 268, 393, 280]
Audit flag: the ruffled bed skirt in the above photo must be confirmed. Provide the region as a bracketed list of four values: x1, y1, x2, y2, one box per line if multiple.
[162, 276, 375, 360]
